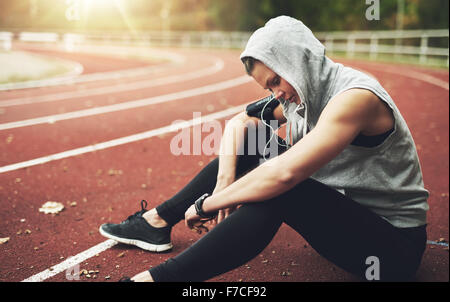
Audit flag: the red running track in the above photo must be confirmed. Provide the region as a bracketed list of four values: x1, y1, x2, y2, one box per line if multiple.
[0, 45, 448, 282]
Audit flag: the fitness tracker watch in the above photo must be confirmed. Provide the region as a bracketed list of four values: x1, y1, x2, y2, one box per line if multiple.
[194, 193, 218, 219]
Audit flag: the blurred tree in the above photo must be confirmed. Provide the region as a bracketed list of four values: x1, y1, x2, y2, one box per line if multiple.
[208, 0, 245, 30]
[205, 0, 405, 32]
[0, 0, 447, 32]
[416, 0, 449, 29]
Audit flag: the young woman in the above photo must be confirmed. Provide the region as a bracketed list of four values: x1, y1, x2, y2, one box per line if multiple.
[99, 16, 429, 282]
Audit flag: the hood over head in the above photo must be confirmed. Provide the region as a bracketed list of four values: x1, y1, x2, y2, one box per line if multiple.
[240, 16, 340, 131]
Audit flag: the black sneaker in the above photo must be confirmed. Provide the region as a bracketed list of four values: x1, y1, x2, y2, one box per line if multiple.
[99, 200, 173, 252]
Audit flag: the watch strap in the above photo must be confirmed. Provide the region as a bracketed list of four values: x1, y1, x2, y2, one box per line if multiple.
[194, 193, 217, 219]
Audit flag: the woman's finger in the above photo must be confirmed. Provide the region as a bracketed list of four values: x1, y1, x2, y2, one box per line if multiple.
[224, 206, 236, 219]
[217, 209, 225, 224]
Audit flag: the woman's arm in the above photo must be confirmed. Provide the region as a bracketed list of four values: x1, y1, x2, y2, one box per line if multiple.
[215, 112, 251, 187]
[214, 111, 264, 189]
[213, 111, 263, 222]
[216, 102, 285, 184]
[212, 104, 287, 223]
[198, 89, 379, 215]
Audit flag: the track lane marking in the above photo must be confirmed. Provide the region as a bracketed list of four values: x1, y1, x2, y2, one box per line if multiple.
[1, 105, 247, 174]
[21, 240, 118, 282]
[0, 46, 186, 91]
[0, 64, 173, 92]
[0, 58, 224, 107]
[369, 66, 449, 91]
[0, 75, 251, 131]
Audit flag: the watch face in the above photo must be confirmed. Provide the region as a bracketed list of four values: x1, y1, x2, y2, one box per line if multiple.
[195, 193, 215, 219]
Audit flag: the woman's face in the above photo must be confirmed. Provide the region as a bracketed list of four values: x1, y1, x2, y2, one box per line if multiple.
[250, 61, 300, 105]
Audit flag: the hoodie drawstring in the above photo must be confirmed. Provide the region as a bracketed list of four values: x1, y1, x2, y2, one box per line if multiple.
[287, 101, 308, 148]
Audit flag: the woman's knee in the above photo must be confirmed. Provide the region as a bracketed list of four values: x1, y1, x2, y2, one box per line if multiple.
[231, 201, 282, 230]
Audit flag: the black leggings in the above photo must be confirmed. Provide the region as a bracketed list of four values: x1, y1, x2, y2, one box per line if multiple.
[150, 131, 427, 282]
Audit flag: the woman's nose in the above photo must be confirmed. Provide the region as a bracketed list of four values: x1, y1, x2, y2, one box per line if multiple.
[273, 90, 284, 100]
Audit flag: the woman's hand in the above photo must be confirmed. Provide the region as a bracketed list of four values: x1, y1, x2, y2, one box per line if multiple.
[184, 204, 211, 234]
[184, 204, 201, 229]
[215, 206, 237, 224]
[211, 179, 236, 225]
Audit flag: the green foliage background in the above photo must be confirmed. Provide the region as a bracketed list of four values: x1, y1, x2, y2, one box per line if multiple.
[0, 0, 448, 32]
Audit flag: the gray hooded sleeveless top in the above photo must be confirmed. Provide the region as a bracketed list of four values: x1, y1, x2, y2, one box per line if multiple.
[240, 16, 429, 228]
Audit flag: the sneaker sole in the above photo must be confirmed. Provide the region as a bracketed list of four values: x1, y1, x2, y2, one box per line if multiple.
[99, 226, 173, 252]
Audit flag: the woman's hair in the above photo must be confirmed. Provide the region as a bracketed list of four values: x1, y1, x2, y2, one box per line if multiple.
[241, 56, 258, 75]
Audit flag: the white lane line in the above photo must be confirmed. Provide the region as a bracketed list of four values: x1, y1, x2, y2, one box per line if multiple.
[0, 47, 186, 91]
[1, 104, 247, 174]
[19, 104, 246, 282]
[372, 66, 449, 91]
[21, 239, 118, 282]
[0, 58, 224, 107]
[402, 70, 449, 91]
[0, 75, 251, 131]
[0, 52, 84, 91]
[0, 64, 173, 92]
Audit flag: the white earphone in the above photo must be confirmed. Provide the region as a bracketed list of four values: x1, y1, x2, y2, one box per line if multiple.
[260, 95, 289, 161]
